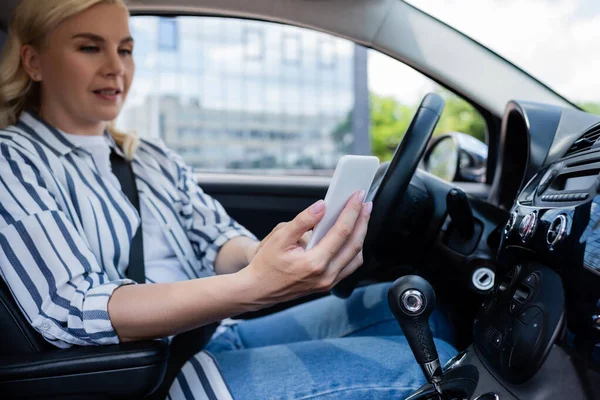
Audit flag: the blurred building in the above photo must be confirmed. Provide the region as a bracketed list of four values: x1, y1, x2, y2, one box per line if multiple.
[117, 16, 369, 172]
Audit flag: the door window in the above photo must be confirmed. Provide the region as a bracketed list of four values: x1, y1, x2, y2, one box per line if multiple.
[117, 16, 486, 178]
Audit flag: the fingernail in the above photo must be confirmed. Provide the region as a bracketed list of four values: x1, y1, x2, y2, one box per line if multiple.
[364, 201, 373, 215]
[357, 190, 366, 202]
[310, 200, 325, 214]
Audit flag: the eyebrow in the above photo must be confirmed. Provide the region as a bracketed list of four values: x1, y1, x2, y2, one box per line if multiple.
[71, 33, 134, 44]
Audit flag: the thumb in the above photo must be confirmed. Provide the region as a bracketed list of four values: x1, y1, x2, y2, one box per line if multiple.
[283, 200, 325, 244]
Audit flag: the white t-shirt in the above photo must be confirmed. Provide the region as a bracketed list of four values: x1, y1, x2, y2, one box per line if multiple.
[63, 132, 188, 283]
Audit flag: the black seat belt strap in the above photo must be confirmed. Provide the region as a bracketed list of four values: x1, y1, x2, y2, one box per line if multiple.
[109, 149, 146, 284]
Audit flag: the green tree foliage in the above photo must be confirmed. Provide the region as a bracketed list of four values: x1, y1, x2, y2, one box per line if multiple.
[434, 91, 486, 143]
[369, 94, 416, 161]
[579, 102, 600, 116]
[367, 91, 486, 161]
[334, 96, 600, 163]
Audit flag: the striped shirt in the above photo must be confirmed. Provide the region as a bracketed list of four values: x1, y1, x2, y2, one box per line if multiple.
[0, 111, 255, 349]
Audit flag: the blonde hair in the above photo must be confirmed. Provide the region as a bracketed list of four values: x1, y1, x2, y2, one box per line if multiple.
[0, 0, 139, 159]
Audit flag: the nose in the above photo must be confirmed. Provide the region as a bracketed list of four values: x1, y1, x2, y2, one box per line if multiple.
[102, 49, 125, 77]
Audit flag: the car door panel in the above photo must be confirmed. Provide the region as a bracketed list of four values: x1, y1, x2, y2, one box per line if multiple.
[197, 174, 329, 239]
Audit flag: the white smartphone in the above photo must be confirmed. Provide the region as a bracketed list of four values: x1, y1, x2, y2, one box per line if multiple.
[306, 155, 379, 250]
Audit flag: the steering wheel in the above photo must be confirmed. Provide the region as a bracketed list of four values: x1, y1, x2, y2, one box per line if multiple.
[331, 93, 445, 298]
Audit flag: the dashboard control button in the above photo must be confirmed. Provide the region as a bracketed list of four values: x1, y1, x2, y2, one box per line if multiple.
[519, 211, 538, 242]
[541, 195, 550, 201]
[578, 192, 589, 200]
[524, 272, 539, 288]
[558, 194, 567, 201]
[566, 193, 576, 201]
[492, 330, 502, 348]
[510, 300, 523, 314]
[518, 306, 542, 325]
[499, 264, 521, 296]
[513, 285, 531, 304]
[497, 279, 509, 293]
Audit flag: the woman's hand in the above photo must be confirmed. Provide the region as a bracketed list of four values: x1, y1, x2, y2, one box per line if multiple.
[250, 222, 312, 262]
[237, 191, 372, 308]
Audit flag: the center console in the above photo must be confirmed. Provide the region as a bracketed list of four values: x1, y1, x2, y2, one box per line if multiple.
[402, 148, 600, 399]
[474, 263, 564, 385]
[399, 265, 587, 400]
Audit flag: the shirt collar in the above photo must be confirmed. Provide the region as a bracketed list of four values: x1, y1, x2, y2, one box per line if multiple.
[103, 129, 126, 158]
[19, 111, 124, 158]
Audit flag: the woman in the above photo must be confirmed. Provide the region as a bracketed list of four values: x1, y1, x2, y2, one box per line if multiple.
[0, 0, 456, 398]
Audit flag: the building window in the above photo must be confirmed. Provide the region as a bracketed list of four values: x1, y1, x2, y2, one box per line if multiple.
[318, 38, 336, 68]
[158, 18, 178, 51]
[243, 28, 264, 61]
[282, 34, 301, 65]
[159, 112, 166, 135]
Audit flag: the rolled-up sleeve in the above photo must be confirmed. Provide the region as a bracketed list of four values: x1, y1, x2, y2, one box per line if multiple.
[166, 145, 256, 273]
[0, 143, 134, 348]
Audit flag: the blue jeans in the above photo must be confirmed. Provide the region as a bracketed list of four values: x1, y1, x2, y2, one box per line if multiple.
[170, 282, 457, 400]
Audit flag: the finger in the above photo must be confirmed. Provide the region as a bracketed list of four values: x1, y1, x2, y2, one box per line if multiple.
[280, 200, 325, 245]
[313, 191, 366, 260]
[327, 201, 371, 275]
[267, 222, 287, 241]
[275, 222, 288, 231]
[299, 231, 312, 248]
[256, 222, 288, 254]
[334, 250, 364, 284]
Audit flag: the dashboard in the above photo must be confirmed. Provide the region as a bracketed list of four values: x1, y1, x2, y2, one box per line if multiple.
[467, 101, 600, 398]
[498, 109, 600, 339]
[425, 101, 600, 399]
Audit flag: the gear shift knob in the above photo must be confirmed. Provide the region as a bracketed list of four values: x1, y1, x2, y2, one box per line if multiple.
[388, 275, 443, 387]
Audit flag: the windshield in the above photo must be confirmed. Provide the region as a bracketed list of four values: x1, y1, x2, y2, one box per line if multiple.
[406, 0, 600, 114]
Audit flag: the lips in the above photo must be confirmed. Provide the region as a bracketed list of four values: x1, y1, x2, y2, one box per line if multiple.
[93, 88, 122, 95]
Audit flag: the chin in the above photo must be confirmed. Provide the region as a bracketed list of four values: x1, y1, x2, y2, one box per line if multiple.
[93, 107, 123, 123]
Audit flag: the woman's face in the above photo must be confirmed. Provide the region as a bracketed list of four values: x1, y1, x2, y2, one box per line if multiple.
[28, 3, 134, 134]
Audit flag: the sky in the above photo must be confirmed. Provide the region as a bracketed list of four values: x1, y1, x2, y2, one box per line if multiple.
[392, 0, 600, 104]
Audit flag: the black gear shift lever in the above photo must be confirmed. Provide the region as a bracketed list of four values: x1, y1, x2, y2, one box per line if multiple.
[388, 275, 444, 395]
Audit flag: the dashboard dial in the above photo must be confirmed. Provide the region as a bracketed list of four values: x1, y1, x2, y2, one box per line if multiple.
[519, 211, 538, 242]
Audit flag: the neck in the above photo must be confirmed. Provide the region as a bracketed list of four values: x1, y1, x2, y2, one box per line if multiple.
[39, 105, 106, 136]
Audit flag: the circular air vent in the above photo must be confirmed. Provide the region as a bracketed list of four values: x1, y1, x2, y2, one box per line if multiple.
[519, 211, 538, 242]
[504, 211, 518, 238]
[547, 214, 567, 250]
